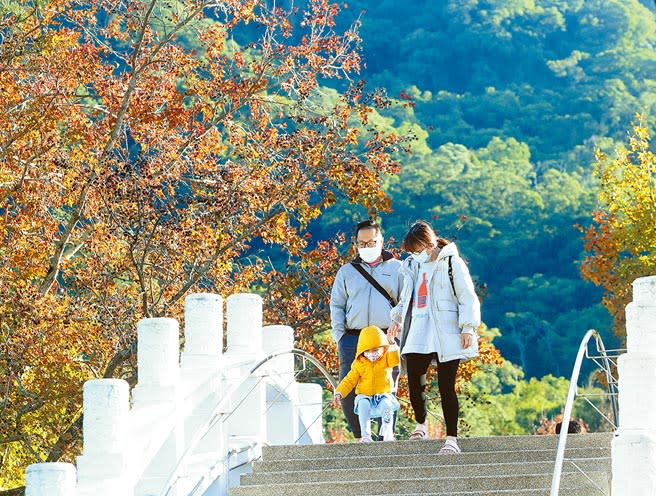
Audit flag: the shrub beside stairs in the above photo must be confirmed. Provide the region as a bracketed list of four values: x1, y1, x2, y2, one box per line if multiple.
[230, 432, 611, 495]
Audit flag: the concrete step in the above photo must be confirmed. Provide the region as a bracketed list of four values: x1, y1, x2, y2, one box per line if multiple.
[261, 433, 612, 460]
[370, 491, 602, 496]
[242, 457, 610, 485]
[231, 471, 609, 495]
[253, 447, 610, 472]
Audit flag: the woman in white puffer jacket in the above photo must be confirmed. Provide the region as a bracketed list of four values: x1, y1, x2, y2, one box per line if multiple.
[387, 220, 480, 453]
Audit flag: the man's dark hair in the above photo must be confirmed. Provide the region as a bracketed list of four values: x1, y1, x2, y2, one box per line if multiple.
[555, 420, 581, 434]
[355, 219, 382, 237]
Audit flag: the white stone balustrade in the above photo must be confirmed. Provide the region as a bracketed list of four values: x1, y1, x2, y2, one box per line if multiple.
[26, 462, 76, 496]
[612, 275, 656, 496]
[226, 293, 262, 355]
[263, 325, 297, 445]
[132, 318, 180, 407]
[25, 291, 325, 496]
[76, 379, 130, 495]
[182, 293, 223, 371]
[296, 383, 324, 444]
[224, 294, 267, 441]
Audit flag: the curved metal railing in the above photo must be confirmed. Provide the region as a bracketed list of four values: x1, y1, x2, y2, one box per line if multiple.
[549, 329, 623, 496]
[159, 348, 337, 496]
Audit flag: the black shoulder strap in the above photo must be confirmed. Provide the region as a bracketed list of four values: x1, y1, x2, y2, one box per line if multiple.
[351, 262, 397, 307]
[448, 256, 457, 298]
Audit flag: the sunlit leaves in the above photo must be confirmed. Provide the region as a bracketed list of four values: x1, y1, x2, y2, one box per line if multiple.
[580, 116, 656, 334]
[0, 0, 403, 487]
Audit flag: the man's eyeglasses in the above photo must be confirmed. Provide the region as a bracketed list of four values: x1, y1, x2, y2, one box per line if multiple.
[355, 240, 379, 249]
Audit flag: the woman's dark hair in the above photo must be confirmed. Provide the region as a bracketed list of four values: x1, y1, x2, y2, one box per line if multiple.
[401, 220, 449, 252]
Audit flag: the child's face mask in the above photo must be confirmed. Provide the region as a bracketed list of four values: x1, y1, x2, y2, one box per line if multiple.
[364, 347, 384, 362]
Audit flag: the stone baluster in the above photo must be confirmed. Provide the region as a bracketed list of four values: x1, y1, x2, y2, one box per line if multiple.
[25, 462, 76, 496]
[178, 293, 226, 490]
[262, 325, 297, 444]
[226, 293, 263, 356]
[131, 318, 183, 496]
[296, 383, 324, 445]
[224, 293, 266, 440]
[612, 275, 656, 495]
[76, 379, 130, 495]
[181, 293, 223, 372]
[132, 318, 180, 407]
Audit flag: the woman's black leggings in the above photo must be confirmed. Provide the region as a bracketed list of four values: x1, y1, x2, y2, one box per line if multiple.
[405, 353, 460, 437]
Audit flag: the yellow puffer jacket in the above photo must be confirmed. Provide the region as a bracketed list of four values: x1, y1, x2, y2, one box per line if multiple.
[335, 325, 400, 397]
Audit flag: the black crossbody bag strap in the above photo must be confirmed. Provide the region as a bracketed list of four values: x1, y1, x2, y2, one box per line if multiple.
[351, 262, 397, 307]
[448, 256, 457, 298]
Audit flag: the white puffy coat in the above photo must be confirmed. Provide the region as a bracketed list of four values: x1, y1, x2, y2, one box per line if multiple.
[390, 242, 481, 363]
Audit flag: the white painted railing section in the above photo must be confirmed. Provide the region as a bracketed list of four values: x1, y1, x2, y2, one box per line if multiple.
[26, 462, 76, 496]
[23, 290, 339, 494]
[77, 379, 131, 494]
[612, 275, 656, 496]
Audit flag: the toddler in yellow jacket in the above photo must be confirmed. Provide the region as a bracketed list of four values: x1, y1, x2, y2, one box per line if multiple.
[332, 325, 400, 442]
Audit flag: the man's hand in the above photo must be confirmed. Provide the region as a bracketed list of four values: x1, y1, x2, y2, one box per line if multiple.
[461, 333, 472, 349]
[330, 392, 342, 408]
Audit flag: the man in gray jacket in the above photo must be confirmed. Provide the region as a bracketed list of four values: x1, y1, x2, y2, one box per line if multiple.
[330, 219, 403, 439]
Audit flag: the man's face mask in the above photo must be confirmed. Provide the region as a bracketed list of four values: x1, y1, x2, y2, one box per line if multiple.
[358, 246, 382, 263]
[357, 237, 382, 263]
[364, 347, 383, 362]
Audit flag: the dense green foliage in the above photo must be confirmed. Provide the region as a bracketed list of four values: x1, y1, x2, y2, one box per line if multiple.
[309, 0, 656, 377]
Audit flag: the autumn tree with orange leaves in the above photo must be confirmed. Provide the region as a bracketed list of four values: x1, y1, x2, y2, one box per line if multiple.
[0, 0, 409, 489]
[580, 116, 656, 335]
[0, 0, 505, 490]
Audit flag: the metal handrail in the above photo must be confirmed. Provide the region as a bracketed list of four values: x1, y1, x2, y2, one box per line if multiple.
[549, 329, 621, 496]
[159, 348, 337, 496]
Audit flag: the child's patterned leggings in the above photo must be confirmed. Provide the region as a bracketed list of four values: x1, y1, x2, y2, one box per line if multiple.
[356, 395, 396, 440]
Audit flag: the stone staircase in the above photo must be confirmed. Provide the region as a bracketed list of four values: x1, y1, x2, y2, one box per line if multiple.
[231, 432, 612, 495]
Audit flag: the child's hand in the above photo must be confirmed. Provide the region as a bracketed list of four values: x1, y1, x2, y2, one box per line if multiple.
[387, 321, 400, 339]
[330, 392, 342, 408]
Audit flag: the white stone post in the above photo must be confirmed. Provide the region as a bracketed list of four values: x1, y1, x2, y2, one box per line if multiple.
[132, 318, 184, 496]
[296, 383, 324, 445]
[181, 293, 223, 372]
[132, 318, 180, 406]
[613, 276, 656, 496]
[177, 295, 226, 491]
[26, 462, 76, 496]
[131, 318, 183, 496]
[263, 325, 297, 445]
[224, 294, 266, 440]
[226, 293, 263, 355]
[76, 379, 130, 495]
[262, 324, 294, 375]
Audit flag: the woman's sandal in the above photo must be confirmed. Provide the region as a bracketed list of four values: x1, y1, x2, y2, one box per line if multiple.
[438, 438, 461, 454]
[408, 427, 427, 440]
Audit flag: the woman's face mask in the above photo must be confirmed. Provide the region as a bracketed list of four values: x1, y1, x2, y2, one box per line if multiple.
[364, 347, 384, 362]
[410, 250, 431, 264]
[410, 244, 436, 263]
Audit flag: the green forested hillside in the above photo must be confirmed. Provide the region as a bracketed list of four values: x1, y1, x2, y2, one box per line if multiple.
[317, 0, 656, 377]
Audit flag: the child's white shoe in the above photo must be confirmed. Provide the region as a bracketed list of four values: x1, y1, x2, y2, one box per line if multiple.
[358, 435, 373, 443]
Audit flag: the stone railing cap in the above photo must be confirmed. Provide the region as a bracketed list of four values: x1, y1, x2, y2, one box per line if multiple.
[633, 276, 656, 303]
